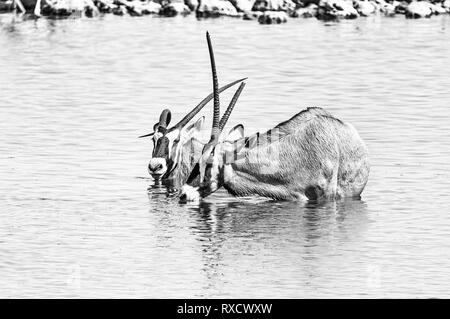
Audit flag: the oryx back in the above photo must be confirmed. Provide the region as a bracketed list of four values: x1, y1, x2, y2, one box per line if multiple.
[222, 108, 369, 200]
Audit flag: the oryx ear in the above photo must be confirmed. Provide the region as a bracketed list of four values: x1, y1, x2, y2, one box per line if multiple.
[159, 109, 172, 127]
[184, 116, 205, 138]
[185, 116, 205, 132]
[193, 116, 205, 131]
[226, 124, 244, 142]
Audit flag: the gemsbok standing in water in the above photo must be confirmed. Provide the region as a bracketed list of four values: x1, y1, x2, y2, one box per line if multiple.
[180, 32, 370, 202]
[139, 78, 246, 182]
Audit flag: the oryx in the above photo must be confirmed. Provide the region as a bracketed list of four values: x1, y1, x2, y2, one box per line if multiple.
[180, 33, 370, 202]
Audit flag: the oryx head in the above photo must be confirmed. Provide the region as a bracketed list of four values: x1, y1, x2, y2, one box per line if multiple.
[181, 32, 246, 201]
[139, 75, 246, 181]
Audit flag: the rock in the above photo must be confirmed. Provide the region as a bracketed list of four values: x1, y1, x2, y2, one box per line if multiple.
[354, 0, 377, 16]
[291, 3, 318, 17]
[156, 0, 182, 6]
[111, 0, 160, 16]
[405, 1, 433, 18]
[125, 1, 144, 15]
[299, 0, 320, 5]
[374, 0, 396, 16]
[160, 1, 191, 15]
[316, 0, 359, 20]
[0, 0, 13, 13]
[112, 3, 127, 14]
[93, 0, 116, 13]
[229, 0, 255, 11]
[243, 9, 263, 18]
[430, 2, 446, 14]
[141, 1, 162, 13]
[113, 0, 149, 16]
[252, 0, 295, 12]
[257, 10, 288, 23]
[43, 0, 100, 17]
[443, 0, 450, 12]
[394, 1, 409, 14]
[196, 0, 240, 17]
[184, 0, 198, 10]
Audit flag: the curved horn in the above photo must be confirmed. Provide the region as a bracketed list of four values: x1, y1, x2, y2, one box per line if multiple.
[171, 78, 247, 130]
[219, 82, 246, 132]
[206, 31, 220, 141]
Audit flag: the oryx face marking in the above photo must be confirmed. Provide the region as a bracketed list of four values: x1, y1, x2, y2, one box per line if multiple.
[148, 129, 180, 180]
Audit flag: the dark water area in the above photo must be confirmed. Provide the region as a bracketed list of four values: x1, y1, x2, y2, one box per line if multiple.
[1, 13, 450, 297]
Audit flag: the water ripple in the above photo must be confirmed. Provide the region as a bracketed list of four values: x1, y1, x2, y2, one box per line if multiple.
[1, 14, 449, 298]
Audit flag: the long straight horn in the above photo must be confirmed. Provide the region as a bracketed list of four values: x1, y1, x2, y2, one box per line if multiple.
[171, 78, 246, 130]
[206, 31, 220, 141]
[219, 82, 246, 132]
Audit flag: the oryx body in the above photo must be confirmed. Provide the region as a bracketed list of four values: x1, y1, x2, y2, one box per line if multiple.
[180, 32, 369, 202]
[181, 107, 370, 201]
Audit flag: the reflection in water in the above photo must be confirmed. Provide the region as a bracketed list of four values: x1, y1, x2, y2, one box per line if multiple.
[178, 196, 369, 297]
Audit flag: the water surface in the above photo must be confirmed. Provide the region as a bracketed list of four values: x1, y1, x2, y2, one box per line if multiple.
[1, 13, 450, 298]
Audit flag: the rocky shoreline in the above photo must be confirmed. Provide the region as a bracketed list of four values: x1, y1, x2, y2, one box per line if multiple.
[0, 0, 449, 24]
